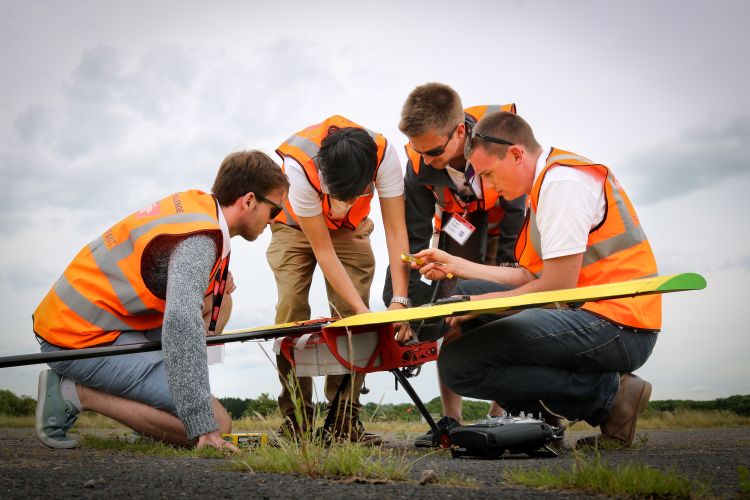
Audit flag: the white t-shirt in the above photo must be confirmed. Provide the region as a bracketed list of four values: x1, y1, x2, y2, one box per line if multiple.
[535, 147, 606, 260]
[215, 199, 231, 259]
[284, 141, 404, 218]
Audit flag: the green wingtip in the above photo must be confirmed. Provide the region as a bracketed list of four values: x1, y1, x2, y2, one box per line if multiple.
[657, 272, 707, 292]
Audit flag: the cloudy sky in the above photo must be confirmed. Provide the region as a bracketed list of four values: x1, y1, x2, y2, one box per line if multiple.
[1, 1, 748, 406]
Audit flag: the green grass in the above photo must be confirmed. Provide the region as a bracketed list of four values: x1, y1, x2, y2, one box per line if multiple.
[504, 452, 710, 498]
[82, 434, 230, 459]
[4, 403, 748, 493]
[229, 441, 415, 480]
[738, 466, 750, 498]
[11, 414, 744, 494]
[228, 439, 478, 486]
[0, 411, 127, 429]
[81, 431, 477, 486]
[564, 409, 750, 434]
[231, 414, 429, 436]
[639, 409, 750, 429]
[4, 408, 749, 432]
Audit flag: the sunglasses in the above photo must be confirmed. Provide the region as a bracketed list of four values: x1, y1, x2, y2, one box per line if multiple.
[256, 194, 283, 219]
[464, 128, 515, 159]
[411, 125, 458, 158]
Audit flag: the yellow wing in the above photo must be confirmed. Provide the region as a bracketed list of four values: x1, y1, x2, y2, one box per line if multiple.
[330, 273, 706, 328]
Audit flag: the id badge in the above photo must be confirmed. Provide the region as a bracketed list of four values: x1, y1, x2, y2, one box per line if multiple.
[444, 213, 475, 245]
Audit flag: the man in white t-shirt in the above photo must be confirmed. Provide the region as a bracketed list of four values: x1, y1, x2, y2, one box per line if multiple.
[267, 116, 410, 444]
[413, 111, 661, 448]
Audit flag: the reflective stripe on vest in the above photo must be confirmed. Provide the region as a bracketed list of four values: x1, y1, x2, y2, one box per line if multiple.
[51, 273, 135, 332]
[275, 115, 385, 230]
[34, 190, 225, 348]
[526, 172, 648, 271]
[517, 148, 661, 330]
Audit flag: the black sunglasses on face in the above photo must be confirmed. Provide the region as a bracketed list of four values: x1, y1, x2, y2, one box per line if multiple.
[411, 125, 458, 158]
[464, 128, 515, 159]
[256, 194, 283, 219]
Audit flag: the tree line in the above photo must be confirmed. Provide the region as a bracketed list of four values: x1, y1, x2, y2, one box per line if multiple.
[2, 389, 749, 419]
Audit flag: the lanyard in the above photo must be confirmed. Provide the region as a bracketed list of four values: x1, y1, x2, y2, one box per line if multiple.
[208, 252, 231, 333]
[449, 164, 480, 216]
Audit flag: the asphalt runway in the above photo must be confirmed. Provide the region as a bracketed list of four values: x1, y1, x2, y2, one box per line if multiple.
[1, 427, 748, 498]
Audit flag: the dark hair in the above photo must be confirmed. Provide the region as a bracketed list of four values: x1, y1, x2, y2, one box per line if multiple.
[399, 82, 464, 137]
[318, 127, 377, 201]
[212, 150, 289, 206]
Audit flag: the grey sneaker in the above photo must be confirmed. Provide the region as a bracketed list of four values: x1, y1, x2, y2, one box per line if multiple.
[35, 370, 79, 449]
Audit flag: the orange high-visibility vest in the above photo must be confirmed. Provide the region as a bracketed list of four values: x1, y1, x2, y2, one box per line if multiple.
[33, 190, 229, 348]
[274, 115, 387, 230]
[486, 203, 506, 237]
[515, 148, 661, 330]
[406, 104, 517, 231]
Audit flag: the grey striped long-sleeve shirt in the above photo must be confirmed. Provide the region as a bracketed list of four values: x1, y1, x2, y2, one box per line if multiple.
[144, 232, 221, 439]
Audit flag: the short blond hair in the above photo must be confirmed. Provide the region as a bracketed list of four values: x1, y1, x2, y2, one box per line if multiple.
[399, 82, 464, 137]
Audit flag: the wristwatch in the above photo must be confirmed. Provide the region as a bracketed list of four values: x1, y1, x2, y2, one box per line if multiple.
[390, 296, 412, 308]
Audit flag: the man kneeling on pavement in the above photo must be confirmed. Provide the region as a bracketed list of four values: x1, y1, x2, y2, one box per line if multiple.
[33, 150, 289, 451]
[411, 110, 660, 448]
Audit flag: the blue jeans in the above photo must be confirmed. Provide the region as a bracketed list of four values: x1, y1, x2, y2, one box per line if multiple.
[438, 280, 658, 425]
[39, 328, 178, 415]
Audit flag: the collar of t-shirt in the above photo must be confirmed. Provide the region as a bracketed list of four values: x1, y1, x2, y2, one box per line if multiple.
[444, 165, 483, 200]
[215, 198, 231, 259]
[533, 146, 553, 183]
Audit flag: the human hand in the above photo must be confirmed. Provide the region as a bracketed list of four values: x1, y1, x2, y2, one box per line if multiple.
[225, 271, 236, 295]
[442, 324, 463, 346]
[196, 430, 239, 453]
[413, 248, 456, 280]
[393, 321, 413, 344]
[387, 301, 413, 344]
[445, 312, 477, 328]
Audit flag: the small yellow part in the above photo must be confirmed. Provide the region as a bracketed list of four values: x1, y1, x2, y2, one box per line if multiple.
[221, 432, 268, 448]
[401, 252, 453, 279]
[400, 252, 424, 265]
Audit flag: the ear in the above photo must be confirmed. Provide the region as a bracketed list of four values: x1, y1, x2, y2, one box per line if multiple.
[241, 192, 256, 211]
[456, 122, 467, 140]
[509, 145, 524, 163]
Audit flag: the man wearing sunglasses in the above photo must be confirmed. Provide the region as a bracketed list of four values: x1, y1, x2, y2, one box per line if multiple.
[268, 116, 410, 444]
[33, 150, 289, 452]
[382, 83, 527, 447]
[414, 111, 660, 449]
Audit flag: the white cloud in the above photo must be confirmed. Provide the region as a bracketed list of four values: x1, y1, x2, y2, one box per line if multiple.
[625, 115, 750, 205]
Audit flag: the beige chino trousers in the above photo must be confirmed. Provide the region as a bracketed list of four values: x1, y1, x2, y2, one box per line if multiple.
[266, 219, 375, 427]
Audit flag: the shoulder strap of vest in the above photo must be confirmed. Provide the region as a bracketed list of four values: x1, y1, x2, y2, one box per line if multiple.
[464, 103, 518, 124]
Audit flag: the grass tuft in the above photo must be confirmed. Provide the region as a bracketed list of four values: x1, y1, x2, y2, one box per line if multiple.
[228, 439, 427, 481]
[504, 451, 710, 498]
[738, 466, 750, 497]
[82, 434, 230, 459]
[80, 430, 477, 486]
